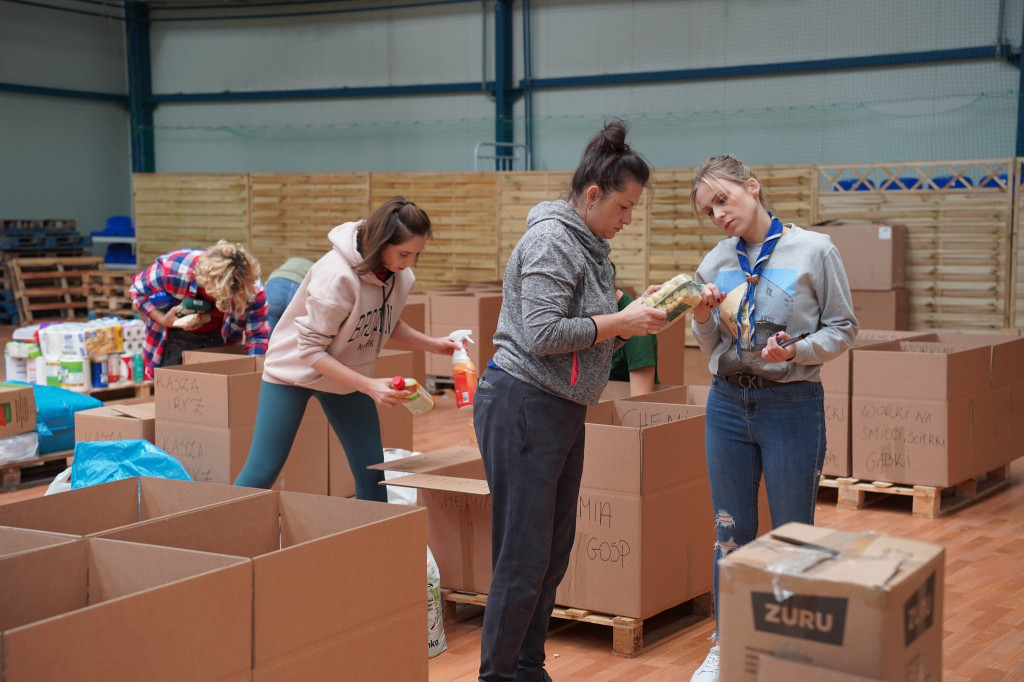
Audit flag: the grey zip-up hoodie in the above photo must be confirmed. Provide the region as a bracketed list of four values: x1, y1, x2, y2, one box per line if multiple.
[492, 200, 623, 405]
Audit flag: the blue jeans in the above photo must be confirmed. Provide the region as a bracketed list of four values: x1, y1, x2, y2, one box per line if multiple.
[264, 277, 301, 332]
[705, 375, 826, 633]
[473, 368, 587, 682]
[234, 381, 388, 502]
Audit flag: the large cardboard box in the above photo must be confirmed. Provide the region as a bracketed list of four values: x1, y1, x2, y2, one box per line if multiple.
[373, 447, 491, 594]
[851, 339, 990, 487]
[74, 402, 156, 444]
[807, 222, 907, 290]
[719, 523, 943, 682]
[599, 381, 684, 402]
[156, 398, 328, 493]
[426, 291, 501, 377]
[0, 537, 252, 682]
[850, 289, 910, 330]
[156, 356, 328, 493]
[154, 357, 262, 428]
[0, 382, 36, 439]
[0, 476, 267, 537]
[97, 491, 428, 682]
[819, 330, 932, 477]
[379, 400, 716, 620]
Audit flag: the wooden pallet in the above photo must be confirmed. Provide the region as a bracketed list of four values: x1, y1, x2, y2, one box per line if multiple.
[0, 450, 73, 493]
[441, 589, 713, 658]
[7, 256, 104, 323]
[818, 465, 1012, 518]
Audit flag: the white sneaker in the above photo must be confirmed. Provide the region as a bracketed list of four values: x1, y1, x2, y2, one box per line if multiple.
[690, 645, 719, 682]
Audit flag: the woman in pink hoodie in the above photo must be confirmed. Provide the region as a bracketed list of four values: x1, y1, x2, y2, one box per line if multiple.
[234, 196, 459, 500]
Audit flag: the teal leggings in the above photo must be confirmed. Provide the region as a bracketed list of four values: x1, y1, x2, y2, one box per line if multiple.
[234, 381, 388, 502]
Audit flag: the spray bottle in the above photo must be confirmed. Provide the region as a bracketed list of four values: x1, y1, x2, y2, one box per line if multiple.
[448, 329, 478, 409]
[391, 376, 435, 414]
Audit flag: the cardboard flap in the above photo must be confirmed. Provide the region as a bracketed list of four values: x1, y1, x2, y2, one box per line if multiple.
[109, 403, 156, 420]
[367, 446, 480, 473]
[380, 472, 490, 495]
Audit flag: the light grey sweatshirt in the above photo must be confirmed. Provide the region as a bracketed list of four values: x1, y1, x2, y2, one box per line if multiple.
[492, 200, 624, 405]
[692, 224, 858, 381]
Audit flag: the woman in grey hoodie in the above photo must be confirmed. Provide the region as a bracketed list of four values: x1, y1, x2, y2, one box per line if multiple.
[473, 120, 666, 682]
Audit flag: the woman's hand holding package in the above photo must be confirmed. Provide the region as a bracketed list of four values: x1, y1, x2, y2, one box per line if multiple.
[617, 297, 667, 338]
[691, 283, 726, 324]
[361, 375, 409, 408]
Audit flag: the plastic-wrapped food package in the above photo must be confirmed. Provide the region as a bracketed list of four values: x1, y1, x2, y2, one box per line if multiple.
[641, 273, 702, 332]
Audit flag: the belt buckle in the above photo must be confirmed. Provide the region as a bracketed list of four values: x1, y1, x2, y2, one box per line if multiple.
[738, 374, 759, 389]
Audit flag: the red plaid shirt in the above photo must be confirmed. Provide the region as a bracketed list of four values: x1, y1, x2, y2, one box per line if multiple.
[129, 249, 269, 378]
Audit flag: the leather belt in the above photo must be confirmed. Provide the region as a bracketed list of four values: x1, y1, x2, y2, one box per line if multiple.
[718, 373, 785, 390]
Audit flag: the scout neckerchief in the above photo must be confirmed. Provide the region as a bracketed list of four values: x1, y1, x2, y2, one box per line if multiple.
[734, 213, 784, 359]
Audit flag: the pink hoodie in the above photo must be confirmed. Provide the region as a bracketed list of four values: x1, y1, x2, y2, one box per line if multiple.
[261, 221, 414, 393]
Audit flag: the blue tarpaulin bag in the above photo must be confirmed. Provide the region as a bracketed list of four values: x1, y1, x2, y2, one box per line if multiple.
[71, 439, 192, 489]
[21, 382, 104, 455]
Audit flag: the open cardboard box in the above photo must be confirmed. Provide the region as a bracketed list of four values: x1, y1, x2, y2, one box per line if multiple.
[376, 399, 715, 620]
[719, 522, 943, 682]
[96, 490, 428, 682]
[0, 537, 252, 682]
[818, 330, 932, 477]
[851, 334, 998, 486]
[0, 476, 267, 537]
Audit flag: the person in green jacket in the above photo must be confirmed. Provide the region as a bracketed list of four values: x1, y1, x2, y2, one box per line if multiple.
[609, 287, 659, 395]
[264, 257, 314, 330]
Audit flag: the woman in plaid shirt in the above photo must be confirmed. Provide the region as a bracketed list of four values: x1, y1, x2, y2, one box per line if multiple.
[129, 240, 270, 379]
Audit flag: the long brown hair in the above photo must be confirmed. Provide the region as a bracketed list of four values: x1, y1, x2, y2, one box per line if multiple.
[356, 196, 431, 275]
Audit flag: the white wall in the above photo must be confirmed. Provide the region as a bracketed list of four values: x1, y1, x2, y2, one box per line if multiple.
[0, 3, 131, 235]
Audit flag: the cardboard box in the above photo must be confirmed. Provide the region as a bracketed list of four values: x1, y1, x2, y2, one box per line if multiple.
[819, 330, 931, 477]
[74, 402, 156, 444]
[0, 537, 252, 682]
[617, 383, 709, 406]
[562, 400, 714, 618]
[0, 526, 76, 558]
[0, 382, 36, 439]
[719, 522, 943, 682]
[807, 222, 907, 290]
[0, 476, 268, 537]
[655, 308, 687, 385]
[426, 291, 501, 377]
[96, 491, 428, 682]
[850, 289, 910, 330]
[851, 334, 1001, 485]
[156, 399, 328, 494]
[384, 300, 426, 382]
[379, 400, 717, 620]
[157, 355, 329, 493]
[373, 447, 491, 594]
[153, 357, 262, 428]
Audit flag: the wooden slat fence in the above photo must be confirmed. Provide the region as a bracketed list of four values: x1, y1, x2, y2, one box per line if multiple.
[130, 161, 1024, 333]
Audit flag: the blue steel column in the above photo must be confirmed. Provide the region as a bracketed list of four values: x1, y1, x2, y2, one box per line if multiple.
[125, 1, 155, 173]
[494, 0, 514, 170]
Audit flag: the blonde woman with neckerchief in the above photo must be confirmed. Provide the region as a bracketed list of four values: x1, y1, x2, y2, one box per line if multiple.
[687, 156, 857, 682]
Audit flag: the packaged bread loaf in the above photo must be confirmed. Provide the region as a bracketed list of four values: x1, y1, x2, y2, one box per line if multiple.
[640, 273, 702, 332]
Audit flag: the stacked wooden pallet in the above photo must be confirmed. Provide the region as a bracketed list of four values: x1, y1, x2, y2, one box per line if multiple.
[7, 256, 104, 323]
[87, 269, 137, 318]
